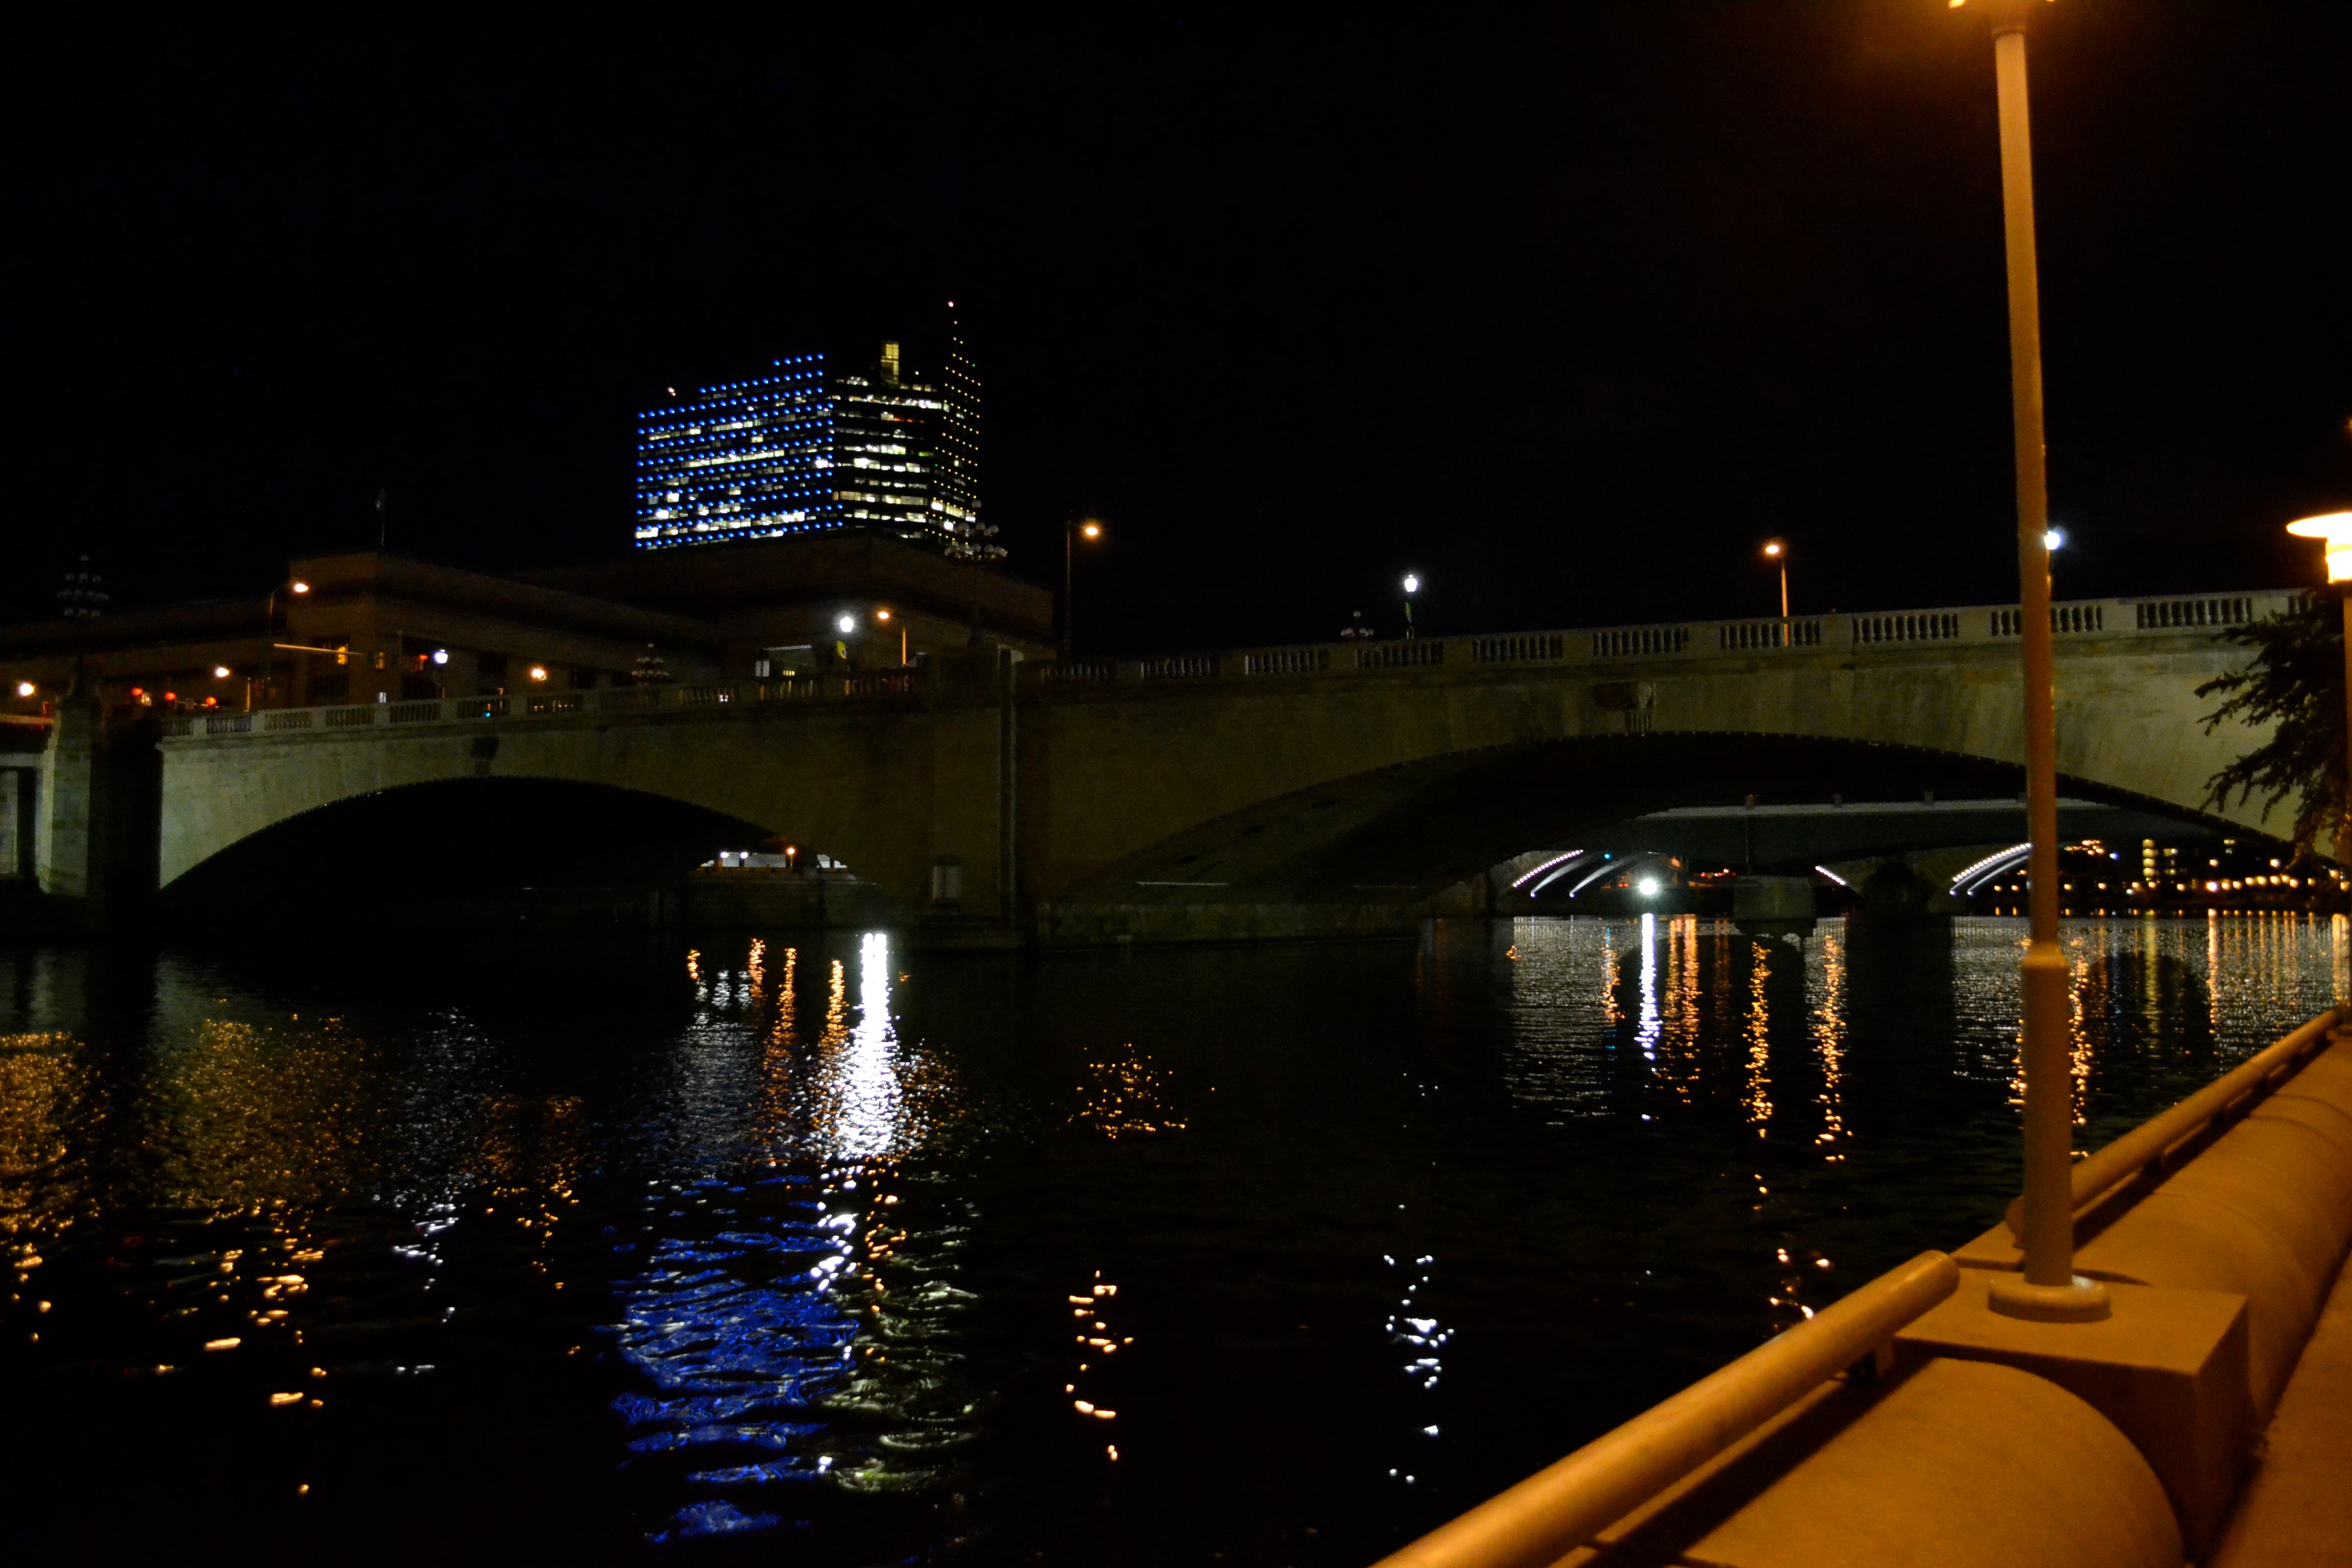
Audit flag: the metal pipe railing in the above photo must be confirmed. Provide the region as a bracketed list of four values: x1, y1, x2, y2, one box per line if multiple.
[1371, 1250, 1959, 1568]
[2004, 1004, 2343, 1239]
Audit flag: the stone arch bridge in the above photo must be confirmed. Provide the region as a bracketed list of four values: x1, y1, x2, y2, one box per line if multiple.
[38, 589, 2294, 941]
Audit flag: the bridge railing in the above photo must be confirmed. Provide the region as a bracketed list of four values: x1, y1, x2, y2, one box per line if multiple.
[159, 587, 2305, 741]
[1016, 587, 2304, 692]
[162, 672, 921, 740]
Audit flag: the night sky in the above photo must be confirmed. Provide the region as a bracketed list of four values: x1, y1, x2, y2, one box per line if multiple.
[8, 4, 2347, 653]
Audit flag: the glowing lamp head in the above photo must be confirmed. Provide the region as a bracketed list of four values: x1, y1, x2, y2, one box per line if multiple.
[431, 648, 449, 666]
[212, 665, 231, 679]
[1080, 520, 1102, 540]
[528, 665, 548, 682]
[837, 614, 856, 634]
[1636, 876, 1661, 897]
[2043, 527, 2066, 552]
[874, 607, 891, 622]
[2287, 512, 2352, 584]
[288, 580, 310, 594]
[1762, 538, 1786, 559]
[1402, 573, 1421, 595]
[14, 681, 33, 698]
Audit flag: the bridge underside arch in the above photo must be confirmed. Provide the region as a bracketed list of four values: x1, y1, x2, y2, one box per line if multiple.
[157, 778, 786, 920]
[1055, 731, 2271, 910]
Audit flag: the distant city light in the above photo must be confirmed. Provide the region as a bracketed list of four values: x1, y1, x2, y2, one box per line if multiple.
[528, 666, 548, 681]
[1636, 876, 1661, 897]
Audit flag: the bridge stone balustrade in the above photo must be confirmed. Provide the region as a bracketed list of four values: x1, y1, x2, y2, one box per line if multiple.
[103, 588, 2307, 940]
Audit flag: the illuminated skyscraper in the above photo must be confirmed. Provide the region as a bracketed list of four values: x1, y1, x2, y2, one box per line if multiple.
[634, 326, 981, 552]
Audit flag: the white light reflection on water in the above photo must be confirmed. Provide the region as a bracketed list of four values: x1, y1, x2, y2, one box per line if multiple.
[1383, 1250, 1450, 1487]
[828, 933, 910, 1158]
[1636, 913, 1661, 1062]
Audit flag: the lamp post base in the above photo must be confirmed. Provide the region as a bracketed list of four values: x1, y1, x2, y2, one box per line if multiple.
[1988, 1271, 2113, 1322]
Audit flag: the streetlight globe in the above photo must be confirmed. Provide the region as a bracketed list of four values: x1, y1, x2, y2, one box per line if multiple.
[289, 580, 310, 594]
[2287, 511, 2352, 583]
[837, 614, 856, 634]
[212, 665, 231, 679]
[875, 607, 892, 622]
[1402, 573, 1421, 595]
[431, 648, 449, 665]
[528, 665, 548, 682]
[1081, 520, 1102, 540]
[1637, 876, 1661, 897]
[14, 681, 33, 698]
[1761, 539, 1785, 558]
[2043, 527, 2066, 552]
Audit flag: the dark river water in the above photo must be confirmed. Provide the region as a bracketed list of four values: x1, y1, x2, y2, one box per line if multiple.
[2, 914, 2341, 1565]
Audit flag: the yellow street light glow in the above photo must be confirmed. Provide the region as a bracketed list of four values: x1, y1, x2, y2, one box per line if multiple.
[875, 607, 892, 622]
[1080, 520, 1102, 540]
[213, 665, 232, 679]
[289, 581, 310, 594]
[2287, 512, 2352, 583]
[528, 666, 548, 681]
[1761, 539, 1785, 558]
[14, 681, 33, 698]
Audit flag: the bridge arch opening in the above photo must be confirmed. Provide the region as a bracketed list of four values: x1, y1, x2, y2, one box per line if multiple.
[1058, 731, 2261, 913]
[157, 777, 826, 927]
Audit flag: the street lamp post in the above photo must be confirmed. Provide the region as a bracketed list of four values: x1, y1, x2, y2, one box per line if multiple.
[258, 577, 311, 710]
[1963, 0, 2108, 1323]
[1063, 518, 1103, 656]
[1402, 573, 1421, 640]
[1761, 539, 1789, 619]
[2286, 512, 2352, 862]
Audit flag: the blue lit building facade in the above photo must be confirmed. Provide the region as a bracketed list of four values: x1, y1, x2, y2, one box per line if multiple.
[635, 330, 980, 553]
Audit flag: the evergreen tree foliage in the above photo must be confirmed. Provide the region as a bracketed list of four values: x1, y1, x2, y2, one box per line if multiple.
[2198, 593, 2343, 850]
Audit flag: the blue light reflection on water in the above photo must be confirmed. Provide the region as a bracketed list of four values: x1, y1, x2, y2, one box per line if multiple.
[599, 932, 977, 1542]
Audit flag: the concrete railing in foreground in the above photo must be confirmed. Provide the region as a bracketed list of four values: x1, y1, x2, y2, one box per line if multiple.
[1372, 1252, 1961, 1568]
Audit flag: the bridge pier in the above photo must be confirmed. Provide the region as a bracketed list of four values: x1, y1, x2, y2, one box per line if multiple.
[16, 691, 159, 935]
[1731, 874, 1815, 937]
